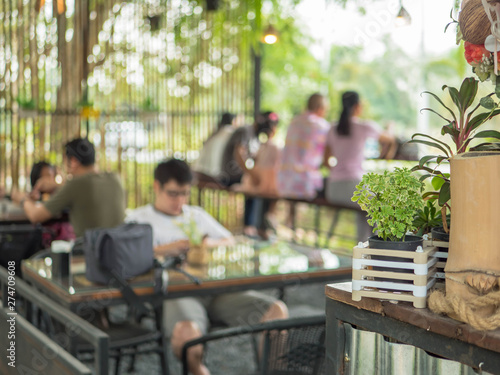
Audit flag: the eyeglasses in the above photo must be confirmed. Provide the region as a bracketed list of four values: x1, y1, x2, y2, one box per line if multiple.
[164, 189, 190, 198]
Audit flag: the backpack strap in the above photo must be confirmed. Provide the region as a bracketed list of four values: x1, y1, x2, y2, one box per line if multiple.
[105, 268, 150, 322]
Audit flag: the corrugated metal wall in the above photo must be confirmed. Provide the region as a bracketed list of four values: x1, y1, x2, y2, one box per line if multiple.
[343, 323, 492, 375]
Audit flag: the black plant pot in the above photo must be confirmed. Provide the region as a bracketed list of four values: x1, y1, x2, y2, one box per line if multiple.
[368, 235, 423, 282]
[431, 226, 450, 245]
[368, 235, 423, 251]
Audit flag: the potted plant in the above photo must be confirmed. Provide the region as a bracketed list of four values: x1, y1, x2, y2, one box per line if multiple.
[409, 77, 500, 235]
[352, 167, 424, 250]
[175, 215, 209, 267]
[413, 200, 444, 237]
[410, 77, 500, 317]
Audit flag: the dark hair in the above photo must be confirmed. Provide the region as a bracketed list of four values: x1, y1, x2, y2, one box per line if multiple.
[337, 91, 360, 136]
[256, 111, 279, 137]
[307, 93, 325, 112]
[219, 112, 235, 130]
[30, 161, 54, 188]
[154, 158, 193, 186]
[65, 138, 95, 166]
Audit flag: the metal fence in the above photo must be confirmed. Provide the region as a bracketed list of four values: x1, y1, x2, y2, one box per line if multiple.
[0, 0, 257, 208]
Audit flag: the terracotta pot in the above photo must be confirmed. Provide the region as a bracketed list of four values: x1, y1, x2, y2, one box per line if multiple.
[446, 152, 500, 304]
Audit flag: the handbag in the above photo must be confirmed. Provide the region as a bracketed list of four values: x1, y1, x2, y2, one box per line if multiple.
[84, 222, 154, 285]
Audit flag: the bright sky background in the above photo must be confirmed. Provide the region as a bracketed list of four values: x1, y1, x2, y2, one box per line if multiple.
[296, 0, 458, 61]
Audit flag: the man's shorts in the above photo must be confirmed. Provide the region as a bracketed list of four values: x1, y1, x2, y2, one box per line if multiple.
[163, 290, 277, 337]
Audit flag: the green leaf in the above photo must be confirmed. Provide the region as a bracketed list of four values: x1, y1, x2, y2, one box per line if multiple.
[443, 85, 462, 113]
[422, 91, 457, 124]
[470, 142, 500, 151]
[431, 176, 445, 190]
[466, 109, 500, 133]
[422, 191, 439, 199]
[459, 77, 478, 112]
[480, 96, 495, 110]
[408, 138, 451, 158]
[441, 123, 460, 138]
[496, 77, 500, 99]
[420, 108, 452, 124]
[418, 155, 440, 167]
[473, 130, 500, 140]
[438, 181, 451, 206]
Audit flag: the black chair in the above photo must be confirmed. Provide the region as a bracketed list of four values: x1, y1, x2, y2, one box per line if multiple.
[74, 301, 168, 375]
[0, 224, 43, 276]
[181, 314, 326, 375]
[28, 253, 171, 375]
[75, 257, 200, 375]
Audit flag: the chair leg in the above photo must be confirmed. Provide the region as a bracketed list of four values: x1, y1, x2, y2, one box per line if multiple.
[114, 351, 121, 375]
[128, 351, 136, 372]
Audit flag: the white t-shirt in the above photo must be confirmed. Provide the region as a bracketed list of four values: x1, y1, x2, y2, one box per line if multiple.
[194, 126, 235, 177]
[126, 204, 231, 246]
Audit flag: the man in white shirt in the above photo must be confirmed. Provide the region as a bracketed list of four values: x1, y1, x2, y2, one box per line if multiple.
[126, 159, 288, 375]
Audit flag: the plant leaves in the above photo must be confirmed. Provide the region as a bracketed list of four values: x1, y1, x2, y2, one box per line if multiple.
[443, 85, 462, 113]
[496, 77, 500, 99]
[420, 108, 452, 124]
[431, 176, 445, 190]
[422, 191, 439, 200]
[422, 90, 457, 123]
[466, 109, 500, 133]
[409, 133, 453, 157]
[459, 77, 478, 112]
[418, 155, 440, 167]
[480, 96, 496, 110]
[441, 123, 460, 138]
[438, 181, 451, 206]
[473, 130, 500, 140]
[469, 142, 500, 151]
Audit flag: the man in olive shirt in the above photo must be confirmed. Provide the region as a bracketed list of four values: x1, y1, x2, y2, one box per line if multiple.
[12, 138, 125, 237]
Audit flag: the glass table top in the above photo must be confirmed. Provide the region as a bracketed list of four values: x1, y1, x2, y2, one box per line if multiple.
[23, 238, 352, 297]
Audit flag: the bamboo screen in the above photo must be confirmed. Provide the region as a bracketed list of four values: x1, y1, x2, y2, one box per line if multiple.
[0, 0, 256, 208]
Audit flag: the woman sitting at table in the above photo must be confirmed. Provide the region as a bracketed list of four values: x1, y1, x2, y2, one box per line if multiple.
[30, 161, 75, 247]
[232, 111, 281, 239]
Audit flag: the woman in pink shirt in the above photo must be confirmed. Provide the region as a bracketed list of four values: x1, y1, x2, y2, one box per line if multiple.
[324, 91, 395, 242]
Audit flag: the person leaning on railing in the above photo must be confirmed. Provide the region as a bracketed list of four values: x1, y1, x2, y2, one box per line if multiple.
[323, 91, 397, 242]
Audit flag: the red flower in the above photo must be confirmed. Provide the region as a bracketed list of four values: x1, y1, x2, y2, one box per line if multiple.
[464, 42, 491, 65]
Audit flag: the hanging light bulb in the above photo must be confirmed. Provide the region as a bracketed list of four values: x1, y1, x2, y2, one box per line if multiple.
[262, 25, 279, 45]
[395, 3, 411, 27]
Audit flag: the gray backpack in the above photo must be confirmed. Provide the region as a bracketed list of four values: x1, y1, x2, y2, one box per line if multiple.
[84, 223, 154, 285]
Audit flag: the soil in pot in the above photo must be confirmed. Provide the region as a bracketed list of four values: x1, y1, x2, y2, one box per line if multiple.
[368, 235, 423, 283]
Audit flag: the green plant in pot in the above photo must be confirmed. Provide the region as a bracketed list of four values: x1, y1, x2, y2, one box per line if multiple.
[413, 200, 444, 237]
[409, 77, 500, 235]
[352, 167, 424, 250]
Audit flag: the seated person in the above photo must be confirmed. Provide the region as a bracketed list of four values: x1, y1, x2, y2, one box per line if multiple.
[29, 161, 62, 199]
[11, 138, 125, 239]
[233, 111, 281, 239]
[126, 158, 288, 375]
[193, 112, 236, 179]
[29, 161, 75, 247]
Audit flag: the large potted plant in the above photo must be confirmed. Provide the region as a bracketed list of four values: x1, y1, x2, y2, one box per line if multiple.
[410, 77, 500, 234]
[352, 167, 424, 250]
[409, 77, 500, 310]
